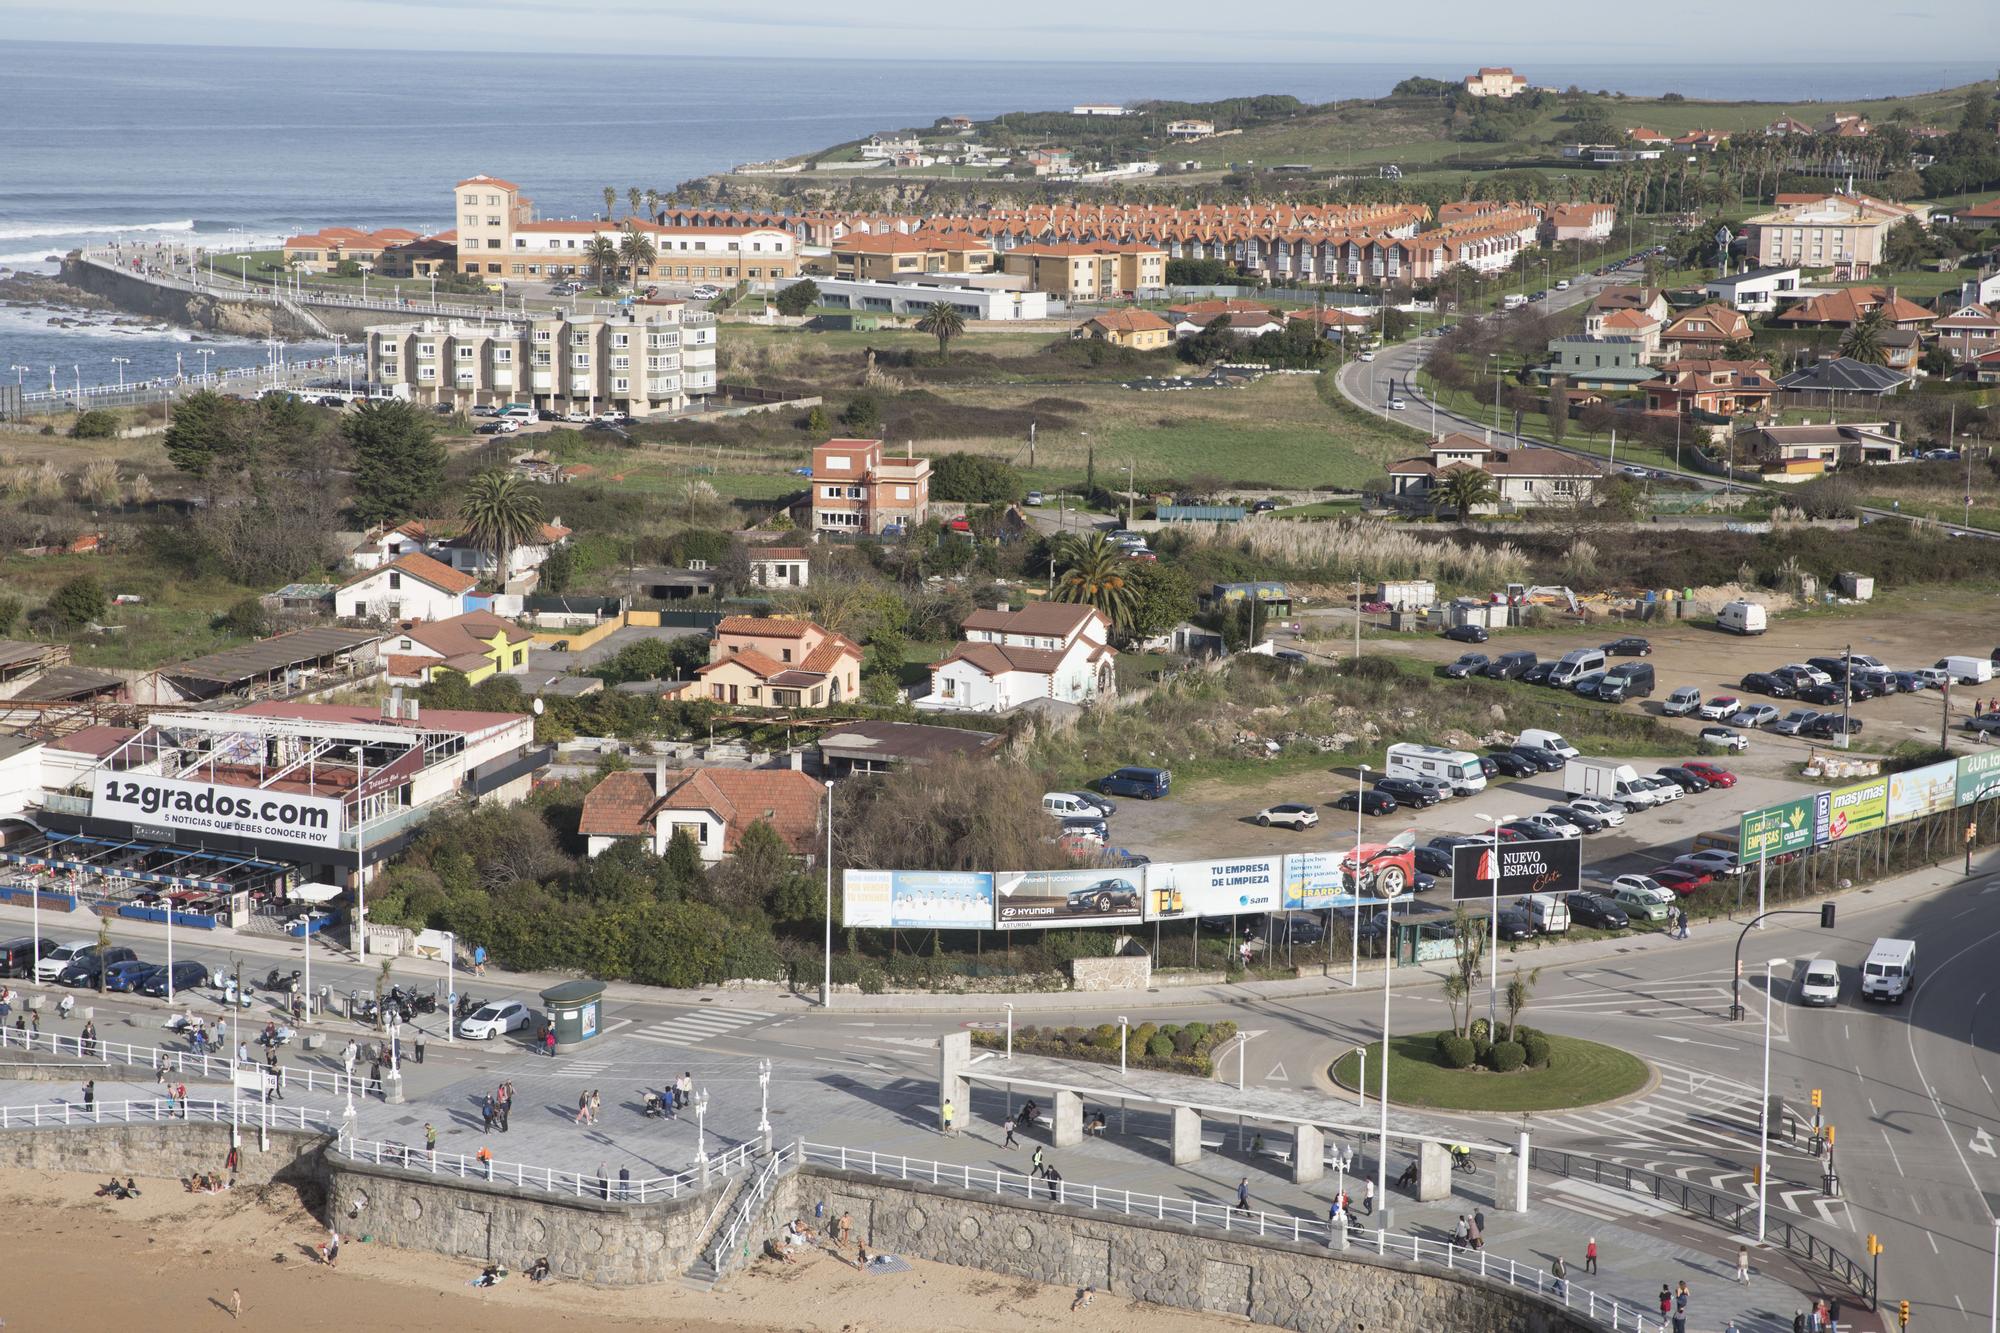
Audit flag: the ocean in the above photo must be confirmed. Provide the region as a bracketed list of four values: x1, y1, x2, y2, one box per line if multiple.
[0, 41, 1988, 389]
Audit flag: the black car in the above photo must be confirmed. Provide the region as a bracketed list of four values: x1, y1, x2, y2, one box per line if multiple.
[1476, 756, 1499, 779]
[1494, 908, 1535, 941]
[1413, 846, 1455, 877]
[1547, 803, 1605, 833]
[1487, 750, 1538, 778]
[1271, 912, 1326, 945]
[1499, 819, 1557, 841]
[1064, 878, 1141, 914]
[1797, 682, 1854, 707]
[1739, 672, 1795, 699]
[1444, 653, 1490, 679]
[1443, 624, 1489, 644]
[1510, 746, 1566, 773]
[1769, 666, 1819, 691]
[1806, 656, 1852, 682]
[0, 937, 59, 978]
[1520, 662, 1556, 686]
[1065, 790, 1118, 817]
[1806, 715, 1864, 739]
[1655, 766, 1710, 794]
[1564, 892, 1629, 929]
[1373, 777, 1440, 808]
[56, 945, 138, 987]
[1602, 637, 1651, 657]
[1333, 789, 1400, 816]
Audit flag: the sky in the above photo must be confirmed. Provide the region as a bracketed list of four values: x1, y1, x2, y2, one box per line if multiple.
[1, 0, 1984, 62]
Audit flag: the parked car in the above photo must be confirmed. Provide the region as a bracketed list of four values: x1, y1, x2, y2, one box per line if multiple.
[1698, 726, 1748, 751]
[1565, 797, 1627, 827]
[0, 937, 59, 978]
[1493, 909, 1536, 941]
[1487, 750, 1538, 778]
[1444, 653, 1490, 679]
[1806, 656, 1852, 681]
[1773, 709, 1822, 736]
[1373, 777, 1440, 809]
[1652, 867, 1713, 895]
[1696, 696, 1740, 721]
[1662, 687, 1702, 717]
[34, 939, 98, 983]
[1520, 662, 1557, 686]
[1534, 810, 1585, 837]
[1483, 651, 1538, 681]
[1739, 672, 1795, 699]
[1654, 766, 1710, 794]
[1097, 767, 1170, 799]
[1608, 878, 1673, 922]
[138, 960, 209, 997]
[1024, 491, 1044, 506]
[1796, 682, 1851, 707]
[1565, 892, 1629, 929]
[1333, 789, 1399, 816]
[1634, 775, 1683, 803]
[106, 959, 162, 993]
[1509, 746, 1566, 773]
[56, 945, 138, 987]
[1679, 761, 1736, 787]
[1256, 803, 1320, 830]
[1057, 816, 1107, 844]
[1413, 846, 1455, 877]
[1806, 714, 1863, 739]
[460, 999, 534, 1040]
[1443, 624, 1490, 644]
[1601, 637, 1651, 657]
[1728, 703, 1779, 728]
[1502, 816, 1576, 841]
[1676, 848, 1744, 877]
[1548, 803, 1606, 833]
[1570, 670, 1609, 698]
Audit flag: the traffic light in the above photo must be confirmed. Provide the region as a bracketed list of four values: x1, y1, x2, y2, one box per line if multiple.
[1821, 903, 1837, 928]
[1867, 1233, 1882, 1256]
[1826, 1124, 1836, 1146]
[1811, 1088, 1822, 1109]
[1899, 1297, 1910, 1327]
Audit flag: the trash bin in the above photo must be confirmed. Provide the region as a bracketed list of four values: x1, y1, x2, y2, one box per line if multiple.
[538, 980, 606, 1053]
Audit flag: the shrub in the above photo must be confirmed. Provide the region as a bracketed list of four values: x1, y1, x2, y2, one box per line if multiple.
[1486, 1040, 1526, 1072]
[1521, 1034, 1552, 1068]
[1473, 1036, 1493, 1064]
[1146, 1034, 1173, 1059]
[69, 409, 118, 439]
[1061, 1026, 1085, 1045]
[1437, 1035, 1477, 1069]
[1015, 1024, 1041, 1042]
[1170, 1028, 1197, 1055]
[1468, 1017, 1491, 1044]
[1182, 1021, 1208, 1044]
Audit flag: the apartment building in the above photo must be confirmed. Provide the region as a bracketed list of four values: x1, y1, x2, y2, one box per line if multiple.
[365, 298, 717, 417]
[810, 438, 930, 536]
[1741, 192, 1929, 278]
[825, 232, 996, 281]
[998, 243, 1167, 299]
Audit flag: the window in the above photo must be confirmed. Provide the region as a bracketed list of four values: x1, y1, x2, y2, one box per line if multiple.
[613, 377, 628, 392]
[418, 366, 436, 381]
[493, 348, 512, 364]
[388, 572, 402, 590]
[611, 354, 630, 372]
[572, 331, 590, 346]
[463, 193, 478, 205]
[456, 345, 475, 360]
[612, 333, 629, 348]
[417, 343, 435, 357]
[533, 329, 551, 342]
[572, 353, 590, 368]
[534, 351, 551, 367]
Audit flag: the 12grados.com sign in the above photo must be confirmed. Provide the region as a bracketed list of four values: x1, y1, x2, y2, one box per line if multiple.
[91, 774, 346, 849]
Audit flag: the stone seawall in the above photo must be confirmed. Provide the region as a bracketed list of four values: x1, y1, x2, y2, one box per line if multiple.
[0, 1120, 322, 1189]
[58, 257, 332, 340]
[785, 1169, 1591, 1333]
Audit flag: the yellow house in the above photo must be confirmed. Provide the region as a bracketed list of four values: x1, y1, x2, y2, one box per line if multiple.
[695, 616, 863, 709]
[1081, 308, 1174, 350]
[999, 243, 1166, 299]
[383, 610, 536, 685]
[827, 233, 996, 281]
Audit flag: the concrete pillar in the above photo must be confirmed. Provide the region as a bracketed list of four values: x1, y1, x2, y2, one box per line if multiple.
[937, 1031, 969, 1133]
[1052, 1090, 1084, 1148]
[1292, 1124, 1324, 1185]
[382, 1069, 405, 1105]
[1514, 1130, 1531, 1213]
[1170, 1106, 1202, 1166]
[1417, 1140, 1453, 1202]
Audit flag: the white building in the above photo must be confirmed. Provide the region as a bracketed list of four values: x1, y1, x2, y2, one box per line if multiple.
[919, 602, 1116, 714]
[1703, 266, 1803, 313]
[576, 762, 825, 863]
[349, 517, 572, 582]
[1071, 104, 1130, 116]
[747, 546, 810, 589]
[338, 552, 475, 622]
[365, 299, 716, 418]
[808, 275, 1050, 321]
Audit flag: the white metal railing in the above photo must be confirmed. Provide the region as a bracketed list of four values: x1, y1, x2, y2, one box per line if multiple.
[707, 1140, 796, 1277]
[0, 1024, 378, 1098]
[0, 1096, 320, 1134]
[796, 1144, 1661, 1333]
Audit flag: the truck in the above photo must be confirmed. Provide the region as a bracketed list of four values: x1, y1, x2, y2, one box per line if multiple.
[1936, 655, 1995, 685]
[1717, 601, 1767, 635]
[1563, 758, 1663, 808]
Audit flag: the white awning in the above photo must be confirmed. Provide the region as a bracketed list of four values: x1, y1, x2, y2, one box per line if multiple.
[290, 882, 343, 903]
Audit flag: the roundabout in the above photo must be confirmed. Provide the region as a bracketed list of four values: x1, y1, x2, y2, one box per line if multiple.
[1330, 1030, 1652, 1114]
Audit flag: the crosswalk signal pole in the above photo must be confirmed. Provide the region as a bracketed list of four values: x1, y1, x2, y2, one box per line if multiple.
[1867, 1233, 1882, 1312]
[1899, 1296, 1909, 1328]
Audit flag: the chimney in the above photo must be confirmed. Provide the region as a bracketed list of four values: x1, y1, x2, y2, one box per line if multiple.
[995, 600, 1011, 613]
[655, 757, 667, 794]
[406, 700, 420, 723]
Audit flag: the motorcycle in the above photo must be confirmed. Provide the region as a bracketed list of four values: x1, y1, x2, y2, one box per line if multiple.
[453, 994, 485, 1023]
[263, 968, 302, 994]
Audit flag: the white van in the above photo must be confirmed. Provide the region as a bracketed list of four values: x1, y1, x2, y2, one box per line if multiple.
[1717, 601, 1767, 635]
[1860, 938, 1915, 1002]
[1518, 728, 1580, 759]
[1515, 893, 1571, 934]
[1563, 759, 1659, 807]
[1041, 792, 1099, 820]
[1799, 958, 1841, 1007]
[1547, 649, 1606, 687]
[1385, 743, 1487, 795]
[1937, 655, 1995, 685]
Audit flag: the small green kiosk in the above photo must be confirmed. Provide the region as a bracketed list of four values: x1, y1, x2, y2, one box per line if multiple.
[538, 979, 606, 1052]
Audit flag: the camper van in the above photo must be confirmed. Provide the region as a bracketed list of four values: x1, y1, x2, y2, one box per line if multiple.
[1547, 648, 1607, 687]
[1717, 601, 1767, 635]
[1860, 938, 1915, 1002]
[1384, 743, 1487, 796]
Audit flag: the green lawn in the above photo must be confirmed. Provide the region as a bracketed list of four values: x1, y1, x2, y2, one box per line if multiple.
[0, 549, 262, 671]
[1331, 1031, 1651, 1112]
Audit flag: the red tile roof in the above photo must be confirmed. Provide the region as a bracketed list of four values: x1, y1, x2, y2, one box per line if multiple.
[960, 603, 1101, 638]
[577, 770, 657, 838]
[1086, 309, 1173, 334]
[932, 642, 1068, 675]
[716, 616, 817, 638]
[658, 768, 825, 853]
[342, 551, 478, 596]
[456, 175, 522, 191]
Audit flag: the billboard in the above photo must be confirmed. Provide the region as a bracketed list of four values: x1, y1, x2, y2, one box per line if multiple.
[91, 773, 345, 849]
[1958, 751, 2000, 808]
[842, 870, 995, 929]
[1449, 837, 1582, 902]
[1142, 857, 1282, 921]
[1826, 777, 1888, 842]
[995, 868, 1144, 929]
[1282, 850, 1350, 911]
[1740, 797, 1818, 862]
[1888, 761, 1959, 824]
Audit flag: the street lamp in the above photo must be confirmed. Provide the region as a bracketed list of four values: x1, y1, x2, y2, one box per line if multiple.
[1374, 877, 1400, 1230]
[1003, 1002, 1014, 1060]
[1353, 1045, 1367, 1110]
[1755, 955, 1788, 1241]
[757, 1058, 772, 1140]
[1474, 811, 1503, 1025]
[111, 356, 129, 388]
[358, 261, 373, 303]
[1117, 1015, 1130, 1079]
[821, 779, 835, 1009]
[693, 1087, 710, 1163]
[1349, 764, 1371, 987]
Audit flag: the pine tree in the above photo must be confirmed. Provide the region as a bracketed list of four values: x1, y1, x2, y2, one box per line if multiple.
[345, 399, 446, 527]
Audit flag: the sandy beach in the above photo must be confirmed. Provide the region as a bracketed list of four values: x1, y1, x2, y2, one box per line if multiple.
[0, 1166, 1248, 1331]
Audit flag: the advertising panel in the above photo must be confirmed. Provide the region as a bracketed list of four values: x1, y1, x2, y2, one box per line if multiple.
[1449, 837, 1582, 902]
[1281, 851, 1349, 911]
[91, 773, 345, 849]
[994, 868, 1144, 929]
[1888, 761, 1958, 824]
[1826, 777, 1888, 842]
[1958, 751, 2000, 808]
[1141, 857, 1282, 922]
[1739, 797, 1817, 861]
[842, 870, 996, 929]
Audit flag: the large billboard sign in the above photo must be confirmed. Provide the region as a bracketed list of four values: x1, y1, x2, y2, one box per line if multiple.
[842, 870, 995, 929]
[1449, 837, 1581, 902]
[1740, 797, 1817, 862]
[1142, 857, 1282, 921]
[91, 773, 345, 849]
[1888, 761, 1958, 824]
[994, 868, 1144, 929]
[1282, 851, 1350, 911]
[1958, 752, 2000, 808]
[1826, 777, 1888, 843]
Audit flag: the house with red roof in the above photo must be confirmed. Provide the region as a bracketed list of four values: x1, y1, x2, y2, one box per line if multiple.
[381, 610, 536, 686]
[577, 762, 824, 862]
[919, 601, 1115, 714]
[1933, 303, 2000, 362]
[1659, 302, 1752, 358]
[1772, 286, 1938, 331]
[338, 552, 475, 622]
[695, 617, 863, 709]
[1386, 433, 1603, 511]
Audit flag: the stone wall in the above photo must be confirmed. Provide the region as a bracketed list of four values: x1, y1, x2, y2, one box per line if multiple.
[1069, 955, 1151, 992]
[0, 1120, 322, 1189]
[324, 1150, 714, 1286]
[791, 1168, 1590, 1333]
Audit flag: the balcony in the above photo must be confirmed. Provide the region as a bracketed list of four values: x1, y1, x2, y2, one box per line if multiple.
[466, 745, 552, 798]
[682, 311, 716, 327]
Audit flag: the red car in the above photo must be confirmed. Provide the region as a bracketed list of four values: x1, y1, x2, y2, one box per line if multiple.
[945, 516, 974, 533]
[1681, 761, 1737, 788]
[1653, 867, 1713, 896]
[1341, 829, 1419, 897]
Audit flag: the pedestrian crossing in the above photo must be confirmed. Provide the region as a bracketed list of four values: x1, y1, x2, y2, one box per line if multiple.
[629, 1007, 773, 1049]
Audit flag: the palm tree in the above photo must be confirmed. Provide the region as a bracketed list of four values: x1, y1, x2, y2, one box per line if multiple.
[618, 225, 657, 285]
[627, 186, 643, 218]
[585, 235, 621, 295]
[457, 471, 545, 582]
[601, 186, 616, 221]
[1434, 467, 1499, 522]
[915, 301, 967, 361]
[1050, 533, 1134, 625]
[643, 188, 660, 222]
[1839, 308, 1889, 365]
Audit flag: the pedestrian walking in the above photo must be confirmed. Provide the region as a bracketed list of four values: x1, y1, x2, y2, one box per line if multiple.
[1045, 1166, 1062, 1201]
[575, 1092, 589, 1125]
[498, 1082, 512, 1133]
[1584, 1236, 1597, 1274]
[82, 1078, 94, 1108]
[321, 1228, 341, 1269]
[1363, 1179, 1374, 1216]
[1452, 1215, 1469, 1248]
[1735, 1243, 1750, 1284]
[1793, 1310, 1807, 1333]
[590, 1089, 602, 1125]
[544, 1028, 557, 1058]
[942, 1098, 956, 1135]
[425, 1122, 437, 1155]
[413, 1032, 425, 1065]
[1003, 1117, 1018, 1149]
[1467, 1212, 1483, 1250]
[341, 1040, 356, 1079]
[618, 1165, 630, 1200]
[483, 1095, 497, 1133]
[1551, 1255, 1567, 1300]
[1235, 1178, 1250, 1214]
[174, 1082, 187, 1119]
[230, 1288, 241, 1320]
[1031, 1146, 1046, 1178]
[677, 1072, 692, 1109]
[1659, 1284, 1672, 1318]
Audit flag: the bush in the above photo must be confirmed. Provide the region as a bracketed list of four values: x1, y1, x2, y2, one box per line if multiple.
[1472, 1036, 1493, 1064]
[70, 409, 119, 439]
[1437, 1035, 1477, 1069]
[42, 574, 107, 631]
[774, 279, 821, 317]
[1521, 1034, 1552, 1068]
[1146, 1034, 1173, 1059]
[1061, 1026, 1085, 1044]
[1486, 1040, 1526, 1073]
[1182, 1021, 1208, 1045]
[1091, 1023, 1119, 1049]
[1467, 1017, 1491, 1044]
[931, 452, 1023, 505]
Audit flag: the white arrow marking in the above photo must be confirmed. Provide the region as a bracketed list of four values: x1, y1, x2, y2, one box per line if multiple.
[1265, 1061, 1289, 1082]
[1655, 1036, 1736, 1051]
[1970, 1126, 1996, 1157]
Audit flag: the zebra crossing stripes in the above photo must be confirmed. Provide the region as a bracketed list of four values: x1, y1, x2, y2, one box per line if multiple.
[629, 1007, 773, 1048]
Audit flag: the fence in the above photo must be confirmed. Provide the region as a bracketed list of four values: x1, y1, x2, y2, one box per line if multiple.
[797, 1143, 1656, 1332]
[0, 1023, 379, 1099]
[707, 1139, 796, 1277]
[1533, 1147, 1873, 1303]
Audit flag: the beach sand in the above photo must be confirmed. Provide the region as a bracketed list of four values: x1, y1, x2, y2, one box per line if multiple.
[0, 1166, 1246, 1331]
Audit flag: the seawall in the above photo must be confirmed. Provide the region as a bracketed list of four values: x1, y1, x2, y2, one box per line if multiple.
[57, 257, 382, 341]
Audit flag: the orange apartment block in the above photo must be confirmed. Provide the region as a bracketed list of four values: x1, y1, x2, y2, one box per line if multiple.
[810, 438, 931, 535]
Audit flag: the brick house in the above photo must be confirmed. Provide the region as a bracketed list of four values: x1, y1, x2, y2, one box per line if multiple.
[810, 438, 931, 536]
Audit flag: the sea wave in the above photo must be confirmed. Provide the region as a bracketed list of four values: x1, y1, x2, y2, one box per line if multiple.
[0, 218, 196, 241]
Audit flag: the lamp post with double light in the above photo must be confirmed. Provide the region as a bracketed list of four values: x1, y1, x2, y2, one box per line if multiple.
[1756, 955, 1788, 1241]
[1349, 764, 1370, 987]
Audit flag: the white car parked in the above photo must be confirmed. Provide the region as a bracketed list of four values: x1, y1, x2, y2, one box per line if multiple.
[1699, 726, 1750, 752]
[1696, 696, 1740, 721]
[1780, 664, 1833, 686]
[35, 939, 97, 983]
[459, 1000, 534, 1040]
[1636, 776, 1683, 803]
[1565, 797, 1627, 827]
[1256, 803, 1321, 830]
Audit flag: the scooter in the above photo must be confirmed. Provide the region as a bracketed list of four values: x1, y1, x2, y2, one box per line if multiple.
[263, 968, 301, 994]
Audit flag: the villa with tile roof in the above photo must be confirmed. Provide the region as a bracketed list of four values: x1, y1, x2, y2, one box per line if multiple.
[381, 610, 536, 686]
[578, 762, 824, 862]
[1387, 433, 1602, 511]
[695, 617, 863, 709]
[338, 552, 475, 622]
[919, 601, 1115, 714]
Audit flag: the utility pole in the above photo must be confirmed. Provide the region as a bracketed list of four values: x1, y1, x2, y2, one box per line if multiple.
[1126, 458, 1135, 528]
[1841, 643, 1852, 747]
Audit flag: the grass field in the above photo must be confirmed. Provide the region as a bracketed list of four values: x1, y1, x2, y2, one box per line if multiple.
[1331, 1031, 1651, 1112]
[0, 549, 262, 670]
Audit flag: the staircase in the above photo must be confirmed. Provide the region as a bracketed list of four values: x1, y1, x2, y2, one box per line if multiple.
[683, 1142, 795, 1289]
[680, 1176, 747, 1290]
[277, 295, 336, 340]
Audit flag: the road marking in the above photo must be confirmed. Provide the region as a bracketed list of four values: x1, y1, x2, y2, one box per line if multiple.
[1971, 1126, 1996, 1158]
[1881, 1130, 1906, 1176]
[1985, 1074, 1995, 1096]
[1265, 1061, 1289, 1082]
[1930, 1230, 1941, 1254]
[1867, 1097, 1877, 1117]
[629, 1008, 774, 1048]
[1655, 1036, 1734, 1051]
[1904, 921, 2000, 1225]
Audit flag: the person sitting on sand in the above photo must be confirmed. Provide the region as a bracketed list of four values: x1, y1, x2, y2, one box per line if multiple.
[527, 1256, 551, 1283]
[123, 1177, 141, 1197]
[788, 1217, 818, 1242]
[189, 1173, 208, 1193]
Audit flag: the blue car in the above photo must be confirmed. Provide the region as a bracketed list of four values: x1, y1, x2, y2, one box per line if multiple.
[106, 960, 161, 993]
